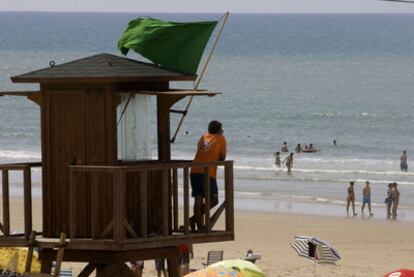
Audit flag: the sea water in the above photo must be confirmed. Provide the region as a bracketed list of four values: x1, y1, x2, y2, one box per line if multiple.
[1, 12, 414, 220]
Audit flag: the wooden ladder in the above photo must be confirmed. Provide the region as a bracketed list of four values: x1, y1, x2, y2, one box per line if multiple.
[24, 232, 67, 277]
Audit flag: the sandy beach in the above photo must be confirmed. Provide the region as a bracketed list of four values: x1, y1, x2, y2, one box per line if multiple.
[194, 211, 414, 277]
[2, 197, 414, 276]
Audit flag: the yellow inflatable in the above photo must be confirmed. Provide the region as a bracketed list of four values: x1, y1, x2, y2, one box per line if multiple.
[0, 247, 41, 273]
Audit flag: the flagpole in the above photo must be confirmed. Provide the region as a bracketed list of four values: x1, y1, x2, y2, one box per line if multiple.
[170, 12, 230, 143]
[194, 12, 230, 90]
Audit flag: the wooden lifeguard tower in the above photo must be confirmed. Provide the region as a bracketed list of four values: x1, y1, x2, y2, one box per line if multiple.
[0, 53, 234, 276]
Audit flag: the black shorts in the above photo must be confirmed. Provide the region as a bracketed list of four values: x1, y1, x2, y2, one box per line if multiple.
[190, 173, 218, 199]
[155, 259, 165, 270]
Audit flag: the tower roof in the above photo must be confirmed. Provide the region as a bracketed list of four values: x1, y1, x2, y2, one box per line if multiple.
[11, 53, 196, 83]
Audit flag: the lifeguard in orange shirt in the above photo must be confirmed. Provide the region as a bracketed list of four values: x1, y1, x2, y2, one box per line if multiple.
[190, 120, 227, 231]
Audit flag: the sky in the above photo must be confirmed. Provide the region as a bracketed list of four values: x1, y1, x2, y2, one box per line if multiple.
[1, 0, 414, 13]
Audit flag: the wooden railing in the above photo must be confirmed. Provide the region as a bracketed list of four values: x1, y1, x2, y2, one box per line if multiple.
[0, 162, 41, 239]
[69, 160, 234, 245]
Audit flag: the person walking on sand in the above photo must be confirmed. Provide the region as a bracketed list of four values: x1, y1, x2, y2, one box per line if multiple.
[130, 260, 144, 277]
[361, 181, 374, 217]
[273, 152, 281, 168]
[283, 152, 294, 173]
[281, 141, 289, 153]
[391, 182, 400, 219]
[179, 243, 193, 276]
[400, 150, 408, 172]
[190, 120, 226, 232]
[155, 259, 167, 277]
[347, 181, 357, 216]
[385, 183, 393, 219]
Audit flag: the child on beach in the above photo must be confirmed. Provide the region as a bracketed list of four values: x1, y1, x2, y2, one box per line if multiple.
[347, 181, 357, 216]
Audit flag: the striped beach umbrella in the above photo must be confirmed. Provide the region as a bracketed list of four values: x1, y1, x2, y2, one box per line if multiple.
[291, 236, 340, 277]
[291, 235, 341, 264]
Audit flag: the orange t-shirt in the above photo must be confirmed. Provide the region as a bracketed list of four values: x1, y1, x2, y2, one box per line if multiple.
[191, 133, 227, 178]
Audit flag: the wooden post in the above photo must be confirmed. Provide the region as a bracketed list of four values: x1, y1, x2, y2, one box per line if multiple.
[173, 168, 178, 231]
[161, 169, 169, 236]
[139, 171, 147, 238]
[69, 168, 76, 238]
[40, 259, 53, 274]
[91, 173, 98, 239]
[204, 167, 211, 232]
[157, 96, 171, 162]
[54, 232, 67, 276]
[23, 166, 32, 239]
[78, 263, 97, 277]
[183, 168, 190, 234]
[1, 169, 10, 236]
[24, 230, 37, 273]
[225, 163, 234, 233]
[167, 246, 180, 277]
[113, 169, 126, 243]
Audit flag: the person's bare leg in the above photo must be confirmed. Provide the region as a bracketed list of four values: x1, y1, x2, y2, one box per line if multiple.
[392, 199, 399, 219]
[368, 203, 373, 216]
[136, 267, 142, 277]
[181, 263, 189, 276]
[395, 200, 399, 217]
[395, 205, 398, 219]
[195, 196, 218, 231]
[361, 202, 365, 215]
[211, 197, 218, 209]
[392, 202, 396, 219]
[346, 199, 350, 216]
[352, 200, 357, 216]
[188, 215, 195, 231]
[387, 205, 391, 219]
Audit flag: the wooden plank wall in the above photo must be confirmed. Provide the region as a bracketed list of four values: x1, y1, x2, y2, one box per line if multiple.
[125, 170, 168, 238]
[85, 89, 116, 237]
[43, 89, 86, 237]
[41, 84, 117, 238]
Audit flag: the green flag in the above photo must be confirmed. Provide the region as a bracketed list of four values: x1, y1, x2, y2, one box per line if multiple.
[117, 17, 218, 75]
